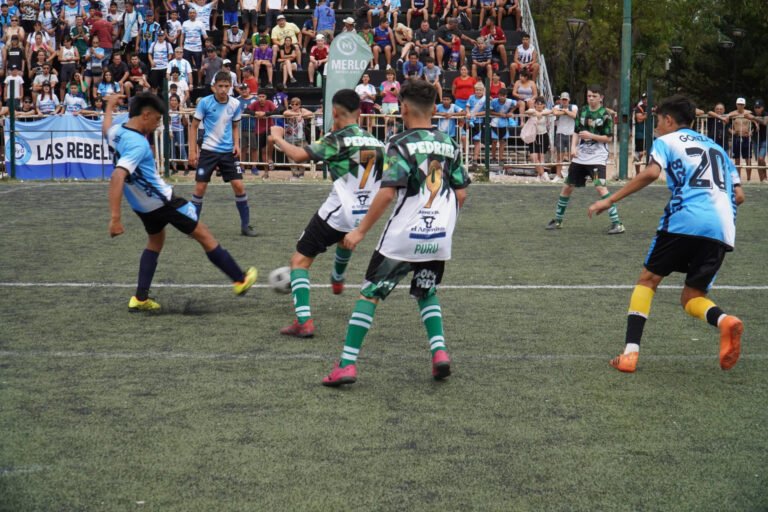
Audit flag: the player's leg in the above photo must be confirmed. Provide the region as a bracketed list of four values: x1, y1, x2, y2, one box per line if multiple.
[130, 228, 166, 311]
[545, 163, 577, 229]
[322, 252, 411, 386]
[594, 167, 624, 233]
[412, 262, 451, 380]
[679, 239, 742, 370]
[228, 172, 257, 236]
[331, 244, 352, 294]
[192, 150, 217, 216]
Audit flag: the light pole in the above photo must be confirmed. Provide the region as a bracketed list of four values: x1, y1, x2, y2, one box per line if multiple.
[669, 45, 683, 93]
[566, 18, 586, 100]
[634, 52, 646, 98]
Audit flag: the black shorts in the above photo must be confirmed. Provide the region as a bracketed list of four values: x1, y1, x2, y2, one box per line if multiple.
[242, 9, 259, 25]
[644, 231, 728, 291]
[195, 149, 243, 183]
[565, 162, 606, 187]
[148, 69, 166, 89]
[136, 196, 198, 235]
[183, 49, 203, 70]
[634, 137, 646, 153]
[296, 213, 348, 258]
[731, 135, 751, 160]
[361, 250, 445, 300]
[527, 133, 550, 155]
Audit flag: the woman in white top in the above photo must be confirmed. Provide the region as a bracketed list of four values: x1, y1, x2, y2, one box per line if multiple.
[57, 35, 79, 99]
[524, 96, 553, 181]
[36, 81, 60, 114]
[354, 73, 377, 131]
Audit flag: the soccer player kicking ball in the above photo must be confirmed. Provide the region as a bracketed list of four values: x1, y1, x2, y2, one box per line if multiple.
[188, 71, 257, 237]
[588, 95, 745, 373]
[546, 85, 625, 234]
[322, 80, 470, 387]
[269, 89, 385, 338]
[104, 93, 257, 312]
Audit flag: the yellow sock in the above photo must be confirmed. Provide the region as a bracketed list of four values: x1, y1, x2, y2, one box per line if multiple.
[628, 285, 655, 318]
[684, 296, 717, 321]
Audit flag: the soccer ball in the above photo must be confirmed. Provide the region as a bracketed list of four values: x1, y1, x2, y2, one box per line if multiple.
[268, 266, 292, 294]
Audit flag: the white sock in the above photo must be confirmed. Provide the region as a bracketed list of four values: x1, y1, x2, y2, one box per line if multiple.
[624, 343, 640, 354]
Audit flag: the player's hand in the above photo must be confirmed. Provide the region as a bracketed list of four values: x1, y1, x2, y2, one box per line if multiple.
[109, 219, 125, 237]
[341, 229, 364, 250]
[587, 199, 612, 218]
[188, 153, 198, 168]
[233, 145, 240, 158]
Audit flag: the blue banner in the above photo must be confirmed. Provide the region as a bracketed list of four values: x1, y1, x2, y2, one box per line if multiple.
[4, 115, 119, 180]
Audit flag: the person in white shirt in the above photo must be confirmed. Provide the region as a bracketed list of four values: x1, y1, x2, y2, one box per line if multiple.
[4, 65, 24, 105]
[167, 46, 194, 87]
[552, 91, 578, 182]
[210, 59, 238, 95]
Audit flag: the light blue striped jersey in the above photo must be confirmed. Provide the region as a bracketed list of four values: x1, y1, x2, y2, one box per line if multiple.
[107, 123, 173, 213]
[651, 128, 740, 248]
[194, 94, 242, 153]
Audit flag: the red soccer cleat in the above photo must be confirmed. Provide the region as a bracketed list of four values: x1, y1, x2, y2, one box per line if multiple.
[322, 361, 357, 387]
[280, 318, 315, 338]
[719, 315, 743, 370]
[432, 350, 451, 380]
[330, 278, 345, 295]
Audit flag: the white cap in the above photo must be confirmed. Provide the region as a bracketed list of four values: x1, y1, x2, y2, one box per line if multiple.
[560, 92, 570, 100]
[222, 59, 231, 65]
[316, 34, 325, 41]
[736, 97, 746, 105]
[343, 16, 355, 24]
[276, 14, 285, 20]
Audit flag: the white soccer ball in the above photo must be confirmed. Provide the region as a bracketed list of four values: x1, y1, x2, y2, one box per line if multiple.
[268, 266, 292, 294]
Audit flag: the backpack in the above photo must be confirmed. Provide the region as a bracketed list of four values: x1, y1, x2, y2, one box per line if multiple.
[520, 117, 538, 144]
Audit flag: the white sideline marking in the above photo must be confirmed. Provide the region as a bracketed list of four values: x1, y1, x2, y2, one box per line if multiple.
[0, 350, 766, 362]
[1, 282, 767, 291]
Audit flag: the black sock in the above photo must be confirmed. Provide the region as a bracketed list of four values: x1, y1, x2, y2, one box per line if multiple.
[625, 314, 646, 345]
[136, 249, 159, 300]
[705, 306, 725, 327]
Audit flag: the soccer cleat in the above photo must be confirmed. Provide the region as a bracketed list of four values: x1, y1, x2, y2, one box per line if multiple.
[432, 350, 452, 380]
[607, 223, 626, 235]
[128, 296, 161, 312]
[545, 219, 562, 230]
[718, 315, 743, 370]
[322, 361, 357, 387]
[610, 351, 638, 373]
[241, 225, 258, 237]
[280, 318, 315, 338]
[330, 277, 345, 295]
[233, 267, 258, 296]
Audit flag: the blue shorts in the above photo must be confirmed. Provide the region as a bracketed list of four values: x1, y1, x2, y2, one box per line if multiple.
[731, 135, 751, 160]
[223, 10, 239, 26]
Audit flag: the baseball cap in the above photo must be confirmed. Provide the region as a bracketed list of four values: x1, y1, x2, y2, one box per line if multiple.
[10, 64, 18, 69]
[755, 99, 764, 108]
[343, 16, 355, 24]
[222, 59, 231, 65]
[560, 92, 570, 100]
[157, 29, 165, 36]
[276, 14, 285, 20]
[736, 97, 746, 105]
[315, 34, 325, 41]
[145, 9, 153, 15]
[239, 83, 249, 89]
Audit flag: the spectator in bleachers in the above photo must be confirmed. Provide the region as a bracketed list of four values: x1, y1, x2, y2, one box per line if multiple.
[355, 72, 376, 130]
[265, 0, 286, 31]
[222, 22, 245, 59]
[38, 0, 57, 42]
[253, 38, 274, 84]
[525, 96, 551, 181]
[148, 30, 173, 93]
[480, 17, 507, 69]
[61, 80, 87, 113]
[405, 0, 429, 27]
[200, 46, 222, 85]
[478, 0, 495, 29]
[489, 87, 515, 163]
[271, 15, 301, 67]
[84, 35, 106, 98]
[168, 93, 189, 173]
[180, 7, 206, 81]
[252, 25, 271, 47]
[89, 10, 114, 63]
[359, 22, 374, 67]
[307, 33, 328, 87]
[30, 62, 56, 98]
[371, 17, 394, 70]
[221, 0, 239, 29]
[467, 81, 486, 162]
[4, 35, 24, 76]
[236, 39, 254, 80]
[277, 36, 299, 85]
[217, 59, 238, 94]
[422, 56, 442, 100]
[402, 51, 423, 79]
[247, 90, 278, 177]
[165, 10, 182, 46]
[745, 99, 767, 182]
[511, 68, 535, 115]
[341, 16, 356, 33]
[36, 80, 59, 113]
[363, 0, 385, 28]
[18, 0, 36, 33]
[430, 0, 451, 23]
[488, 71, 504, 98]
[385, 0, 401, 26]
[121, 1, 143, 51]
[393, 22, 413, 65]
[728, 98, 754, 181]
[510, 32, 539, 81]
[496, 0, 520, 30]
[450, 64, 474, 109]
[97, 69, 122, 97]
[704, 103, 728, 151]
[379, 67, 399, 136]
[282, 96, 314, 176]
[552, 91, 576, 181]
[313, 0, 335, 41]
[28, 47, 53, 85]
[470, 36, 492, 80]
[435, 17, 467, 69]
[300, 16, 315, 53]
[137, 10, 159, 65]
[191, 0, 217, 34]
[451, 0, 471, 28]
[413, 19, 436, 61]
[240, 0, 259, 39]
[124, 52, 150, 97]
[167, 47, 193, 86]
[435, 94, 462, 136]
[27, 30, 54, 66]
[273, 82, 288, 109]
[6, 13, 25, 43]
[108, 51, 129, 93]
[240, 65, 258, 93]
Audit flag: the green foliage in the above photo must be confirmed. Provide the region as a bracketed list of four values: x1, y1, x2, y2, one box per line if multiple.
[532, 0, 768, 107]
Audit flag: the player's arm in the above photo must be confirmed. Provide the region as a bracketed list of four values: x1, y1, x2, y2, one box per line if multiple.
[341, 186, 397, 250]
[588, 160, 661, 218]
[188, 117, 201, 166]
[108, 167, 128, 237]
[269, 125, 312, 163]
[101, 93, 125, 135]
[232, 119, 241, 158]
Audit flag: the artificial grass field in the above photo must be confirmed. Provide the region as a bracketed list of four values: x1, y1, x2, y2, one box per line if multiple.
[0, 182, 766, 511]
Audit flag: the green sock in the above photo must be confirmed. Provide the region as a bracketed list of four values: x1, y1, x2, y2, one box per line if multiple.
[419, 295, 447, 355]
[555, 195, 570, 222]
[339, 299, 377, 368]
[332, 247, 352, 282]
[601, 192, 621, 224]
[290, 268, 311, 324]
